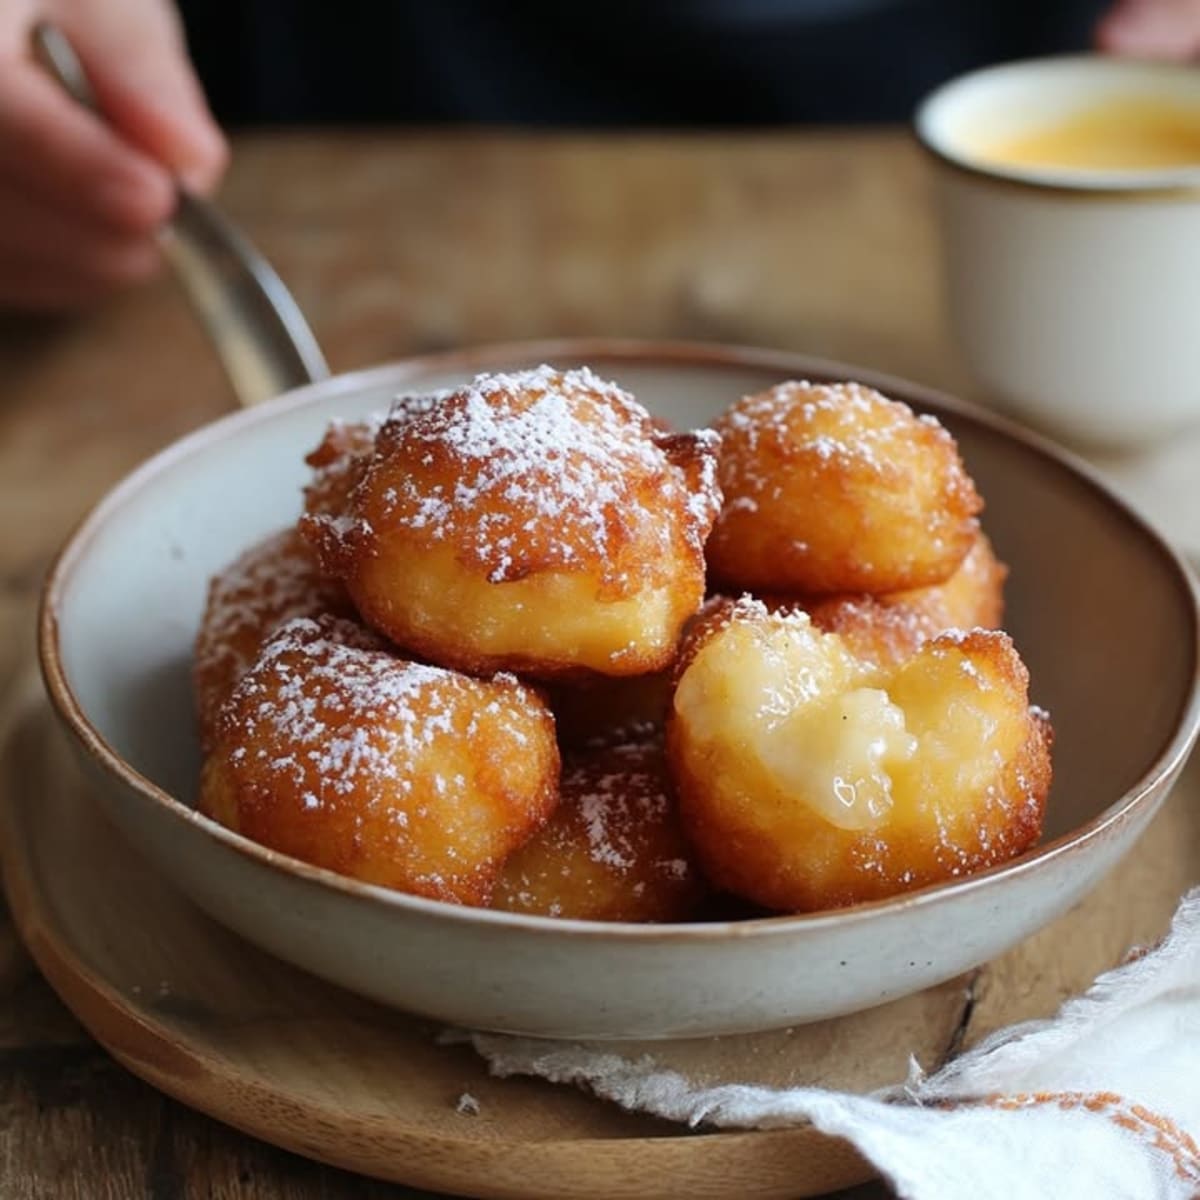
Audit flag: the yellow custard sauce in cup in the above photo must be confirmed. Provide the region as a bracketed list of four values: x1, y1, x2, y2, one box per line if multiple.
[978, 94, 1200, 173]
[916, 56, 1200, 447]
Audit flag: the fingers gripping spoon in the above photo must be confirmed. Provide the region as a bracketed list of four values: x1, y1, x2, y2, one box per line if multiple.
[32, 21, 329, 408]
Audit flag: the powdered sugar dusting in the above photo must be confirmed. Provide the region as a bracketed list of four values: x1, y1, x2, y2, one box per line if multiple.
[495, 734, 703, 920]
[303, 395, 450, 532]
[303, 414, 387, 520]
[194, 530, 348, 745]
[221, 615, 546, 821]
[197, 532, 335, 678]
[722, 380, 954, 486]
[539, 738, 681, 879]
[351, 365, 721, 586]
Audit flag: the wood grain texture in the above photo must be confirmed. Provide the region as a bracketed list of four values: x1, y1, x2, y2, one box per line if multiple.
[5, 694, 960, 1198]
[0, 129, 1196, 1199]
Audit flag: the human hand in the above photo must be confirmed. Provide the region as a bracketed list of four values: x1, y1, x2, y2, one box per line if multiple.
[1096, 0, 1200, 60]
[0, 0, 227, 309]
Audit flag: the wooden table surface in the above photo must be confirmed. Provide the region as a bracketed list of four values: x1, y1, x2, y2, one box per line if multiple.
[0, 128, 1187, 1200]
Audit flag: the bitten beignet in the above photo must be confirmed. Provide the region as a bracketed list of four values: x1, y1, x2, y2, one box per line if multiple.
[667, 598, 1051, 912]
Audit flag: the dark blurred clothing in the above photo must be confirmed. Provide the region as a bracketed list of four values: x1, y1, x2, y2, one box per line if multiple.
[180, 0, 1108, 127]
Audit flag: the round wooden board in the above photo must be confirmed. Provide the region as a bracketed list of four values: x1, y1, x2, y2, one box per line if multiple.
[2, 684, 1198, 1200]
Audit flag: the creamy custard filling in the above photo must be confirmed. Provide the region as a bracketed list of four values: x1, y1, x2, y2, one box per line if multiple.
[762, 688, 917, 831]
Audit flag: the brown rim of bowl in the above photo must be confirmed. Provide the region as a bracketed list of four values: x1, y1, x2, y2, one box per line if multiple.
[913, 54, 1200, 202]
[38, 337, 1200, 942]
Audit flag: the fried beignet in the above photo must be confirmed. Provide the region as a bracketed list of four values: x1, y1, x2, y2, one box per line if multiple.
[765, 532, 1008, 673]
[302, 395, 444, 522]
[303, 365, 722, 679]
[193, 528, 350, 752]
[302, 417, 381, 521]
[706, 381, 982, 594]
[492, 734, 707, 922]
[667, 598, 1051, 912]
[200, 615, 560, 906]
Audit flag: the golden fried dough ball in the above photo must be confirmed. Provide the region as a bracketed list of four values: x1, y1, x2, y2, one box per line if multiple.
[706, 381, 983, 594]
[906, 529, 1007, 631]
[303, 365, 722, 680]
[492, 734, 708, 922]
[765, 532, 1008, 673]
[193, 528, 350, 752]
[302, 396, 443, 522]
[302, 417, 381, 521]
[200, 615, 560, 906]
[666, 598, 1051, 912]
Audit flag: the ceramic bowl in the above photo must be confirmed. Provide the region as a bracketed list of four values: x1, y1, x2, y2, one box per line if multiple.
[40, 340, 1200, 1040]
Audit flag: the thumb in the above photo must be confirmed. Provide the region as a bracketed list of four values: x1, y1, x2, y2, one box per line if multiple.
[1096, 0, 1200, 59]
[56, 0, 228, 192]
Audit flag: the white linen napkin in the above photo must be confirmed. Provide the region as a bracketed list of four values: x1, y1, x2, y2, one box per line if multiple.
[459, 888, 1200, 1200]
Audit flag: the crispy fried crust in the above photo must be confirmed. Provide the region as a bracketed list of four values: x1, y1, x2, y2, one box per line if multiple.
[706, 381, 982, 594]
[199, 615, 560, 906]
[302, 417, 381, 521]
[763, 532, 1008, 673]
[492, 734, 708, 922]
[305, 366, 722, 679]
[666, 599, 1051, 912]
[192, 528, 351, 752]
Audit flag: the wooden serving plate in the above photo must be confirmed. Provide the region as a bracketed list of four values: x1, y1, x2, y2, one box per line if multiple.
[2, 683, 1198, 1199]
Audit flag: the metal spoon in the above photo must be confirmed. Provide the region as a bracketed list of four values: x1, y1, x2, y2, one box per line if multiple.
[31, 21, 329, 408]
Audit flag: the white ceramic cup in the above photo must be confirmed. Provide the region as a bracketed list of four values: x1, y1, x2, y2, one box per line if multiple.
[916, 56, 1200, 448]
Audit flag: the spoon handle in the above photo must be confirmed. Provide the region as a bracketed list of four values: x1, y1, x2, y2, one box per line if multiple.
[159, 192, 331, 406]
[31, 21, 329, 408]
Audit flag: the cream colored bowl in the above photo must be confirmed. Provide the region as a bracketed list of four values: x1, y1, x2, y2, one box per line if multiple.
[40, 340, 1200, 1039]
